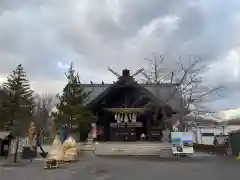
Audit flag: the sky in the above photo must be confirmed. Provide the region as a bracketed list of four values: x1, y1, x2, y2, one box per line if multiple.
[220, 108, 240, 120]
[0, 0, 240, 113]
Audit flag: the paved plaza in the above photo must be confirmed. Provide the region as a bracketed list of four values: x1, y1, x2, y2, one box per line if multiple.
[1, 152, 240, 180]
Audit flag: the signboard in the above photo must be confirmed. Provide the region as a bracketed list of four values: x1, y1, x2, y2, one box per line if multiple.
[171, 132, 194, 155]
[110, 122, 142, 127]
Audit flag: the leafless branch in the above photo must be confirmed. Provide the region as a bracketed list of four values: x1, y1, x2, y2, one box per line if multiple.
[144, 53, 225, 131]
[34, 93, 56, 112]
[143, 52, 172, 84]
[33, 93, 56, 131]
[173, 57, 225, 130]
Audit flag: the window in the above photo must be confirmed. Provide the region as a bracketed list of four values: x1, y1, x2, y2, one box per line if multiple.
[201, 132, 214, 136]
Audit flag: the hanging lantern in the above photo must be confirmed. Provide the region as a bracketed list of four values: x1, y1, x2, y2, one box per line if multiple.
[120, 113, 123, 122]
[132, 113, 137, 122]
[117, 113, 121, 123]
[124, 113, 128, 123]
[129, 113, 132, 121]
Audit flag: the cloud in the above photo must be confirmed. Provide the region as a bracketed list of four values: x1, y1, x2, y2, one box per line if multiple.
[0, 0, 240, 110]
[57, 62, 69, 69]
[207, 49, 240, 84]
[221, 108, 240, 120]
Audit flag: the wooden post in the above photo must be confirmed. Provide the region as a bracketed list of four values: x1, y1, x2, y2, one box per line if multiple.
[146, 116, 151, 141]
[13, 135, 20, 162]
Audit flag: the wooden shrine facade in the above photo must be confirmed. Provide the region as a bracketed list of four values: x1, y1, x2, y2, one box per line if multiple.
[86, 69, 177, 142]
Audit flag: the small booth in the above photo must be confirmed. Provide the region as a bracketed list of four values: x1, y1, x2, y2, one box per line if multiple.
[229, 130, 240, 157]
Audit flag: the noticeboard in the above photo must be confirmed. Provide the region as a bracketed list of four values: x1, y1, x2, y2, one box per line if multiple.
[171, 132, 194, 154]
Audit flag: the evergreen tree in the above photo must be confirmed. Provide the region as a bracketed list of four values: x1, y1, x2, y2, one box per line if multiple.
[0, 64, 34, 163]
[54, 63, 93, 132]
[0, 88, 10, 128]
[2, 64, 34, 125]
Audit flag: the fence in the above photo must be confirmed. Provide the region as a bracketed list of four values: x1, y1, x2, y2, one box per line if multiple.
[9, 137, 29, 154]
[193, 144, 227, 155]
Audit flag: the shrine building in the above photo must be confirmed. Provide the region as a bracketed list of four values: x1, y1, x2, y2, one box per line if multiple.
[82, 69, 184, 141]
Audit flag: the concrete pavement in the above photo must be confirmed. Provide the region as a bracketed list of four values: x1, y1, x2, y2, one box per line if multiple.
[41, 142, 214, 157]
[6, 141, 218, 162]
[1, 152, 240, 180]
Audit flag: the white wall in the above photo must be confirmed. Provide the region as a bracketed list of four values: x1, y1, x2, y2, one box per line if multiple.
[188, 125, 240, 145]
[225, 125, 240, 132]
[190, 127, 219, 145]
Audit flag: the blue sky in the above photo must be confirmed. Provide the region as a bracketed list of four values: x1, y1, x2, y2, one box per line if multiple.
[0, 0, 240, 112]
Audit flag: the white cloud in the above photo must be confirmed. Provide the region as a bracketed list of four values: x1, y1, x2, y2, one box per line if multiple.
[220, 108, 240, 120]
[30, 78, 66, 94]
[0, 75, 6, 84]
[207, 48, 240, 84]
[57, 62, 69, 69]
[138, 16, 180, 37]
[0, 0, 240, 111]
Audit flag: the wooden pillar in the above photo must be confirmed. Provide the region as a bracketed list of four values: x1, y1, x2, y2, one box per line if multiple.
[146, 115, 151, 141]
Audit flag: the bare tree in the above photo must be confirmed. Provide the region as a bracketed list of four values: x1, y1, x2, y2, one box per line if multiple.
[169, 55, 224, 130]
[141, 52, 172, 84]
[143, 53, 225, 131]
[33, 93, 56, 136]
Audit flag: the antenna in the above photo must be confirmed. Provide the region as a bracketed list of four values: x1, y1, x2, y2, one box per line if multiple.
[132, 68, 144, 78]
[108, 67, 120, 78]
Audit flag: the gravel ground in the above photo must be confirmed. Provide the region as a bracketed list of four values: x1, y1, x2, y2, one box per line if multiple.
[1, 152, 240, 180]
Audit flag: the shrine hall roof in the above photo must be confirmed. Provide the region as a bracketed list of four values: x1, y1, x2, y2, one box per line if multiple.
[82, 76, 182, 113]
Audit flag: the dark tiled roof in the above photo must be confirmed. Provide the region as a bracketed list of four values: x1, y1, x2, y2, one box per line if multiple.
[183, 116, 218, 126]
[83, 82, 183, 113]
[220, 118, 240, 125]
[85, 75, 173, 112]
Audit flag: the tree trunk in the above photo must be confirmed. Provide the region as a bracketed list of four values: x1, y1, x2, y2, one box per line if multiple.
[179, 116, 185, 132]
[165, 122, 173, 143]
[13, 136, 19, 163]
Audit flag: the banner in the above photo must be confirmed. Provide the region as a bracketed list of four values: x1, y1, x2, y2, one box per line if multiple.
[171, 132, 194, 155]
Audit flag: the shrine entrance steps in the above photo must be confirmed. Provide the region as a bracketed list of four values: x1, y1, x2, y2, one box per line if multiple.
[93, 142, 172, 156]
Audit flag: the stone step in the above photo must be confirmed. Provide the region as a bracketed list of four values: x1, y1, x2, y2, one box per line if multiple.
[94, 142, 172, 156]
[95, 143, 171, 150]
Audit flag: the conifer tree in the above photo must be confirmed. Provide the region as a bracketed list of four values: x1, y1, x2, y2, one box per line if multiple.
[54, 63, 93, 132]
[0, 88, 10, 128]
[1, 64, 34, 163]
[3, 64, 34, 124]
